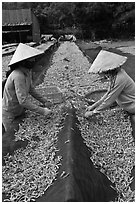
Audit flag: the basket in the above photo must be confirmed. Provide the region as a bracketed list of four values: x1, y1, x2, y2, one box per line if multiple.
[36, 86, 63, 104]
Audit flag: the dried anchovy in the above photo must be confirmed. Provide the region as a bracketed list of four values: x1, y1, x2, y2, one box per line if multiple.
[78, 108, 135, 202]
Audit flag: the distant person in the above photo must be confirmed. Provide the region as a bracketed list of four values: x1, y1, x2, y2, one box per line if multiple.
[2, 43, 52, 132]
[50, 36, 57, 43]
[84, 50, 135, 139]
[66, 34, 76, 42]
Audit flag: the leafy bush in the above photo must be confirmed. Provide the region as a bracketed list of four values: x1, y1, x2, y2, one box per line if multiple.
[2, 2, 135, 40]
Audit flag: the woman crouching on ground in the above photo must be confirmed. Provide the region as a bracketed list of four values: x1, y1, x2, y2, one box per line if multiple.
[2, 43, 52, 132]
[84, 50, 135, 140]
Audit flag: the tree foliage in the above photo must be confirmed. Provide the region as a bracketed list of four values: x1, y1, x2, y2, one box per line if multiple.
[2, 2, 135, 40]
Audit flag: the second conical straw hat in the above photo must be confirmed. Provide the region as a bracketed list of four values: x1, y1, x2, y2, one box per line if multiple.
[88, 50, 127, 74]
[9, 43, 44, 66]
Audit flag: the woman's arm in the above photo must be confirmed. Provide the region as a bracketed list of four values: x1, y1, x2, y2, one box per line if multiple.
[95, 78, 125, 111]
[86, 73, 125, 112]
[29, 86, 48, 104]
[14, 74, 46, 115]
[86, 91, 109, 111]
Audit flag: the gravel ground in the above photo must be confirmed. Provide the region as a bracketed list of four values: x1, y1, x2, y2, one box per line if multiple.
[2, 41, 135, 202]
[2, 55, 12, 80]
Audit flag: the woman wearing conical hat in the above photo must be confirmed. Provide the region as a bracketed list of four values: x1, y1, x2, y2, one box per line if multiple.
[2, 43, 52, 132]
[84, 50, 135, 138]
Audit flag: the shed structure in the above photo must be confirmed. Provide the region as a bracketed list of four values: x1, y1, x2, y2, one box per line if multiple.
[2, 9, 41, 44]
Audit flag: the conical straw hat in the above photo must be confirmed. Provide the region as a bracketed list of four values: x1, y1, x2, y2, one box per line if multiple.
[9, 43, 44, 66]
[88, 50, 127, 74]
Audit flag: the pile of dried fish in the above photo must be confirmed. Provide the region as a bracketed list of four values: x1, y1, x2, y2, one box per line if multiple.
[2, 104, 67, 202]
[2, 42, 135, 202]
[78, 108, 135, 202]
[37, 42, 108, 96]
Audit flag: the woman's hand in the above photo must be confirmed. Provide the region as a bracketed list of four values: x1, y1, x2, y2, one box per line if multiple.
[85, 109, 100, 118]
[44, 100, 54, 108]
[86, 105, 95, 112]
[43, 108, 52, 116]
[85, 98, 95, 105]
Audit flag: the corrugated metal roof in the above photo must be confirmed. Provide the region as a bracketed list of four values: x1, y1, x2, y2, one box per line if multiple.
[3, 30, 30, 33]
[2, 9, 32, 26]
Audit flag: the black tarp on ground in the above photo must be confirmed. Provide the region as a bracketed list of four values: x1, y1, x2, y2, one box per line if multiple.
[36, 108, 118, 202]
[130, 166, 135, 191]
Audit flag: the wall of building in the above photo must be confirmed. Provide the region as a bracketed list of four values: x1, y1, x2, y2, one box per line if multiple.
[32, 13, 41, 43]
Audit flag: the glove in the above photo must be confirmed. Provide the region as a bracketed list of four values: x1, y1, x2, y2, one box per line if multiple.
[43, 107, 52, 116]
[85, 109, 100, 118]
